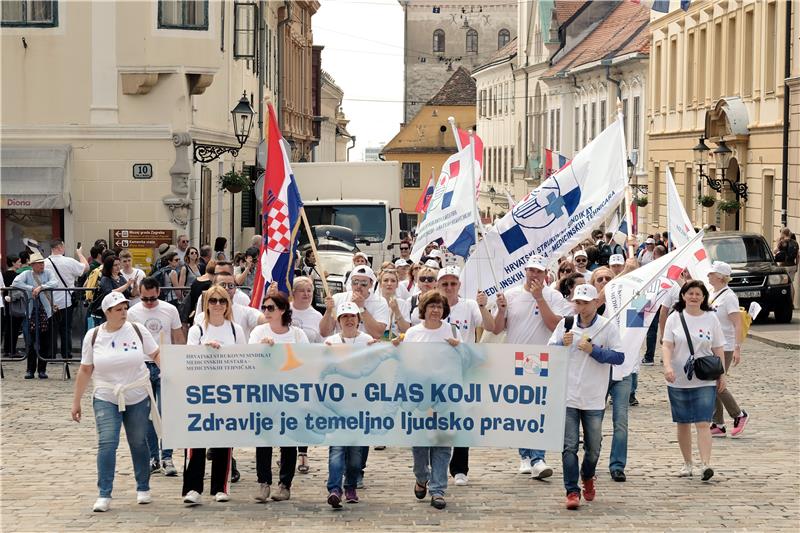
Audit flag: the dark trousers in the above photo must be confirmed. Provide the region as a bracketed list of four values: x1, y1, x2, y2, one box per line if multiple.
[51, 303, 74, 359]
[27, 318, 51, 373]
[449, 447, 469, 476]
[2, 309, 25, 355]
[643, 308, 660, 362]
[256, 447, 296, 487]
[182, 447, 232, 496]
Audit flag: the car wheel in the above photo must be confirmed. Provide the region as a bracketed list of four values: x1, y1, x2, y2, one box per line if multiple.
[773, 304, 794, 324]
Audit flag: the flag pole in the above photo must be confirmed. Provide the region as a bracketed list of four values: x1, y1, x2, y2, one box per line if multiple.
[592, 230, 705, 339]
[448, 116, 462, 150]
[617, 97, 636, 259]
[299, 207, 331, 298]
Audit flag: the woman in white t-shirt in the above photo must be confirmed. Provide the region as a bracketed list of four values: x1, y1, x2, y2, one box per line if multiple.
[662, 281, 726, 482]
[324, 301, 376, 345]
[286, 277, 323, 343]
[183, 286, 245, 506]
[707, 261, 748, 437]
[378, 269, 411, 340]
[395, 290, 460, 511]
[71, 292, 160, 513]
[248, 291, 308, 501]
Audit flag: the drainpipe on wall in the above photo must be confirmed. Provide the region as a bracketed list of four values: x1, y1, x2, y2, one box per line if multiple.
[347, 135, 357, 161]
[780, 0, 792, 228]
[277, 1, 291, 129]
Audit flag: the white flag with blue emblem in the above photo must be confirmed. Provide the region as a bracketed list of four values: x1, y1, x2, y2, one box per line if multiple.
[461, 116, 627, 301]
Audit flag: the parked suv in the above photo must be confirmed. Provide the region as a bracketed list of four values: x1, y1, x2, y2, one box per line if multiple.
[703, 232, 793, 323]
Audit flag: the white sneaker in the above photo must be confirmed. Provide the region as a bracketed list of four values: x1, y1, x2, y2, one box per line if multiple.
[215, 492, 230, 502]
[183, 490, 202, 506]
[136, 491, 152, 504]
[531, 460, 554, 480]
[254, 482, 271, 503]
[519, 458, 532, 474]
[92, 497, 111, 512]
[454, 473, 468, 486]
[678, 463, 693, 477]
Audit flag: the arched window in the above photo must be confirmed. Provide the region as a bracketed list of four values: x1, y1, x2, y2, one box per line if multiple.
[466, 28, 478, 53]
[498, 28, 510, 49]
[433, 29, 445, 53]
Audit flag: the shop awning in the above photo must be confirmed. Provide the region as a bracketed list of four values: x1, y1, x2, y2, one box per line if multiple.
[0, 145, 71, 209]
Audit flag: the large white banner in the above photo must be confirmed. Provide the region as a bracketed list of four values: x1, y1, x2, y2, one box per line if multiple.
[666, 168, 712, 283]
[461, 117, 627, 301]
[411, 142, 479, 260]
[161, 342, 568, 449]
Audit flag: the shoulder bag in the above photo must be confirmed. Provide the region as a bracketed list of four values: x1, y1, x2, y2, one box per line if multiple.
[679, 311, 724, 381]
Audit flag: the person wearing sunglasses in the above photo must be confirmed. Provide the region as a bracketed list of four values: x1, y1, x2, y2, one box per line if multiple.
[433, 266, 495, 488]
[572, 250, 590, 281]
[397, 241, 412, 262]
[320, 265, 389, 340]
[128, 276, 185, 477]
[248, 292, 309, 503]
[183, 286, 245, 506]
[553, 260, 576, 289]
[179, 246, 202, 290]
[491, 254, 571, 480]
[193, 272, 265, 340]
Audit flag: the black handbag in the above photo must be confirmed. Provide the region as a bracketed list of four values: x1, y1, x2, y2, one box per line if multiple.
[679, 311, 724, 381]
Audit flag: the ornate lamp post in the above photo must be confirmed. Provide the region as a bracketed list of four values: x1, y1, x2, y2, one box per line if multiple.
[193, 92, 255, 163]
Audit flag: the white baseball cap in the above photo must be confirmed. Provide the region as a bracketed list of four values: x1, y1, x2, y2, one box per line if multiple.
[437, 265, 460, 281]
[573, 250, 588, 259]
[354, 251, 369, 261]
[424, 259, 440, 269]
[101, 292, 130, 313]
[709, 261, 732, 277]
[336, 301, 361, 318]
[609, 254, 625, 266]
[350, 265, 376, 282]
[394, 258, 410, 268]
[524, 254, 547, 271]
[428, 249, 443, 259]
[572, 284, 598, 302]
[645, 238, 656, 244]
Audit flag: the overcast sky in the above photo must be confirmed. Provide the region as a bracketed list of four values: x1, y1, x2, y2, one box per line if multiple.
[313, 0, 405, 161]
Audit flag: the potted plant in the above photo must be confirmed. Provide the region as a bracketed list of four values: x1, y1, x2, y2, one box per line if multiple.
[218, 169, 251, 193]
[717, 199, 741, 213]
[699, 195, 716, 208]
[634, 196, 648, 207]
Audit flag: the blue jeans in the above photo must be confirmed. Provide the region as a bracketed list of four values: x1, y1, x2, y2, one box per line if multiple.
[145, 363, 171, 462]
[93, 397, 151, 498]
[518, 448, 546, 464]
[607, 376, 632, 472]
[326, 446, 363, 493]
[562, 407, 604, 495]
[412, 447, 451, 497]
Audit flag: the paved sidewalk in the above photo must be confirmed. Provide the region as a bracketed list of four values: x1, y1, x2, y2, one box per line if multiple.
[2, 338, 799, 532]
[748, 317, 800, 349]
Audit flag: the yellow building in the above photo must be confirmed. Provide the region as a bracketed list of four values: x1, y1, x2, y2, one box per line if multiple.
[381, 67, 477, 227]
[647, 0, 798, 237]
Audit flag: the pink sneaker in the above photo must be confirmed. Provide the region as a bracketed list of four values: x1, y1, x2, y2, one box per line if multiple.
[710, 424, 726, 437]
[730, 410, 749, 437]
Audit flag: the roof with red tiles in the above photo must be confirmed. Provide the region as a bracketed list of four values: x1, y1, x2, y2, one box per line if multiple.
[543, 0, 650, 77]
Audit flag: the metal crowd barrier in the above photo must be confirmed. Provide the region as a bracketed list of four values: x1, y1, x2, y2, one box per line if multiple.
[1, 286, 30, 379]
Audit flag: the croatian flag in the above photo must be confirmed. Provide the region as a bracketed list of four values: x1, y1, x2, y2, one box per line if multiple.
[515, 352, 524, 376]
[415, 169, 435, 214]
[250, 104, 303, 308]
[543, 148, 570, 178]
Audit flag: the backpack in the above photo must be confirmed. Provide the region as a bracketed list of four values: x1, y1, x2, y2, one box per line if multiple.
[83, 267, 103, 304]
[152, 266, 175, 302]
[597, 243, 612, 266]
[785, 239, 798, 267]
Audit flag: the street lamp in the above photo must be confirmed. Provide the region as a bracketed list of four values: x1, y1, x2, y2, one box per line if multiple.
[193, 92, 255, 163]
[706, 139, 748, 201]
[488, 186, 496, 201]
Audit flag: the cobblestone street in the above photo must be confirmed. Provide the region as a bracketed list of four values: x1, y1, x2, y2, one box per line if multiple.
[2, 337, 799, 532]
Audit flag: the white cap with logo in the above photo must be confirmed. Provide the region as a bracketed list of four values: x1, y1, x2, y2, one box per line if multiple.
[609, 254, 625, 266]
[709, 261, 732, 277]
[524, 254, 547, 271]
[437, 265, 461, 281]
[336, 301, 361, 318]
[101, 292, 130, 313]
[572, 284, 598, 302]
[394, 258, 410, 268]
[350, 265, 377, 282]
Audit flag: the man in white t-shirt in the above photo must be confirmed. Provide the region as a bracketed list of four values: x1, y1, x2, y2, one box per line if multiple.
[175, 234, 189, 263]
[194, 271, 265, 339]
[573, 250, 590, 280]
[548, 284, 624, 510]
[491, 254, 571, 479]
[638, 238, 656, 265]
[434, 265, 494, 487]
[45, 239, 89, 359]
[128, 277, 185, 476]
[320, 265, 389, 339]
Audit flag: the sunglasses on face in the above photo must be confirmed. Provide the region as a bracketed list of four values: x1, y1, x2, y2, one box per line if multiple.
[418, 276, 435, 283]
[207, 298, 227, 306]
[140, 296, 159, 303]
[261, 304, 277, 312]
[400, 246, 409, 250]
[440, 281, 458, 287]
[596, 276, 613, 283]
[559, 268, 573, 274]
[574, 258, 587, 263]
[352, 280, 371, 287]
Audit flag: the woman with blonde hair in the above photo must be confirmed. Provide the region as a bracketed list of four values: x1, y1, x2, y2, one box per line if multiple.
[182, 286, 246, 506]
[379, 269, 411, 339]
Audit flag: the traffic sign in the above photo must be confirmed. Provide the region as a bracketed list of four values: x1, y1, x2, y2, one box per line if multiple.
[109, 229, 174, 249]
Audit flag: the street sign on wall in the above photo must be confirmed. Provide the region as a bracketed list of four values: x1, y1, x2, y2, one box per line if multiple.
[109, 229, 174, 249]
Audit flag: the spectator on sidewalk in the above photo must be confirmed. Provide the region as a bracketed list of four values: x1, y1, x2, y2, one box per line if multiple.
[44, 240, 89, 360]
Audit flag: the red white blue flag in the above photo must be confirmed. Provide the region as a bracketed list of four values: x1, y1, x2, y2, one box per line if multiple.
[544, 148, 570, 178]
[250, 104, 303, 308]
[415, 169, 435, 214]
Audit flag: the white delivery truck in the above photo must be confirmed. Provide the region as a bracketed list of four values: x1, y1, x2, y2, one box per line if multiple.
[292, 161, 405, 267]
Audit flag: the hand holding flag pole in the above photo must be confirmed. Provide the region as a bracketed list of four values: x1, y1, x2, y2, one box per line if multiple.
[300, 207, 331, 298]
